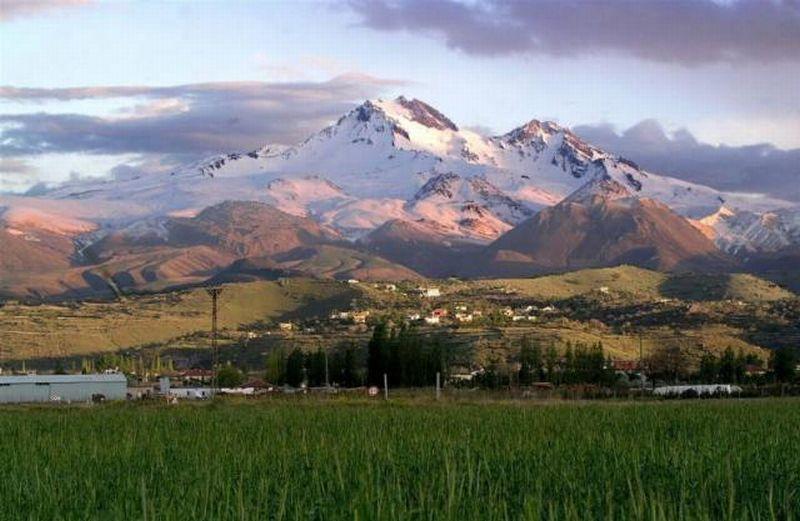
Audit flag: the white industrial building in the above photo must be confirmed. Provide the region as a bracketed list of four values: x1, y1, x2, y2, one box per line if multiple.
[0, 374, 128, 404]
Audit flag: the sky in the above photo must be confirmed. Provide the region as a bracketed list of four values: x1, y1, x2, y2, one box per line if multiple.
[0, 0, 799, 199]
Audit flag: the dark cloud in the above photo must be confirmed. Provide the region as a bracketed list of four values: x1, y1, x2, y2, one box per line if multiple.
[574, 120, 800, 202]
[0, 74, 404, 156]
[350, 0, 800, 65]
[0, 0, 93, 21]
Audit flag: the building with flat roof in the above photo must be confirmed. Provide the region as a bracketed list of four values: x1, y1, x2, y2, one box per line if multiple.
[0, 374, 128, 404]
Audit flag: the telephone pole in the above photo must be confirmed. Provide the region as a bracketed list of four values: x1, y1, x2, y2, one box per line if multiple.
[207, 287, 223, 394]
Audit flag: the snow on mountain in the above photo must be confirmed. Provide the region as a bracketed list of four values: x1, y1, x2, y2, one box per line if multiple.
[697, 205, 800, 254]
[0, 206, 97, 237]
[263, 176, 351, 217]
[3, 95, 794, 249]
[404, 172, 534, 240]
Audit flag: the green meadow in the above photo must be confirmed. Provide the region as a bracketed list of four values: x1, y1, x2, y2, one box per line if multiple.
[1, 397, 798, 520]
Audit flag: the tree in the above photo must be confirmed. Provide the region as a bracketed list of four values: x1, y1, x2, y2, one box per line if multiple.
[265, 348, 287, 385]
[367, 323, 389, 386]
[217, 364, 245, 388]
[306, 349, 327, 387]
[285, 349, 306, 387]
[646, 344, 687, 383]
[698, 353, 718, 383]
[545, 344, 558, 383]
[773, 347, 797, 383]
[718, 347, 738, 383]
[343, 345, 361, 386]
[518, 336, 542, 386]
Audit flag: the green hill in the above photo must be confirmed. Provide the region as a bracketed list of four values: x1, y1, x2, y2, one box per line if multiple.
[0, 279, 359, 360]
[477, 266, 793, 302]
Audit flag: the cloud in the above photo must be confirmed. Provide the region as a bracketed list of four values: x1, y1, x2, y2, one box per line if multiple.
[350, 0, 800, 65]
[0, 74, 405, 157]
[0, 157, 36, 192]
[0, 157, 33, 174]
[0, 0, 93, 21]
[574, 120, 800, 203]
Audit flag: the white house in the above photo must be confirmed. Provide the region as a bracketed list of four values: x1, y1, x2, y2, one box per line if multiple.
[424, 316, 440, 325]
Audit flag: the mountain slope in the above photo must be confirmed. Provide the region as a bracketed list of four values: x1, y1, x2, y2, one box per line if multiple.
[481, 177, 732, 275]
[0, 95, 796, 297]
[360, 218, 482, 277]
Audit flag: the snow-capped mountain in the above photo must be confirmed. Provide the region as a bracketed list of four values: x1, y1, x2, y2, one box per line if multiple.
[404, 172, 534, 240]
[1, 95, 798, 297]
[35, 95, 786, 226]
[696, 206, 800, 255]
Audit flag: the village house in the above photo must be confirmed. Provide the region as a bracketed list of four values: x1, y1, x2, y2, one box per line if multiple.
[454, 312, 473, 323]
[278, 322, 294, 332]
[424, 316, 440, 325]
[419, 287, 441, 298]
[330, 311, 352, 321]
[351, 311, 370, 324]
[179, 369, 214, 384]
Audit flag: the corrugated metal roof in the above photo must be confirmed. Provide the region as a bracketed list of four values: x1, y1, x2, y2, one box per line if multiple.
[0, 374, 127, 385]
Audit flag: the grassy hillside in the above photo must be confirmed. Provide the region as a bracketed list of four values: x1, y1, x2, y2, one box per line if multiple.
[475, 265, 794, 302]
[1, 267, 794, 365]
[0, 279, 359, 360]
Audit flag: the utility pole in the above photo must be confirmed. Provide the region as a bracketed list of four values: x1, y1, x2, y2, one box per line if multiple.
[207, 287, 223, 395]
[324, 349, 330, 389]
[638, 330, 645, 391]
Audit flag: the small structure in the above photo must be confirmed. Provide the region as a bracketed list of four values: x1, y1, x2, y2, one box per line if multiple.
[351, 310, 370, 324]
[653, 384, 742, 397]
[454, 312, 473, 323]
[179, 368, 213, 384]
[431, 308, 448, 318]
[0, 374, 127, 404]
[420, 287, 441, 298]
[168, 387, 213, 400]
[278, 322, 294, 332]
[424, 316, 440, 325]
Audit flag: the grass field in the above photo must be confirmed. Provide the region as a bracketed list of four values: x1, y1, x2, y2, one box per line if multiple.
[0, 279, 358, 359]
[475, 266, 794, 302]
[1, 398, 798, 520]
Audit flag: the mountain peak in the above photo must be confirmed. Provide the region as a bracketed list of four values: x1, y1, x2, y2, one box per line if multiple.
[370, 96, 459, 132]
[502, 119, 564, 144]
[564, 171, 633, 204]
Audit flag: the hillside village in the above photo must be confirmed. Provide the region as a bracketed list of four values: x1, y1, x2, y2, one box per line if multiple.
[1, 267, 798, 399]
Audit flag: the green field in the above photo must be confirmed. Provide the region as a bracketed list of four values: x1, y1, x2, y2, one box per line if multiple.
[1, 398, 798, 520]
